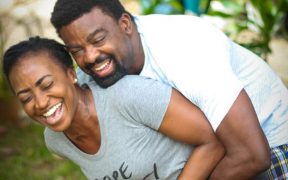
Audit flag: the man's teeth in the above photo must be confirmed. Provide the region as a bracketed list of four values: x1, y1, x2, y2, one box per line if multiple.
[43, 103, 62, 117]
[95, 59, 110, 71]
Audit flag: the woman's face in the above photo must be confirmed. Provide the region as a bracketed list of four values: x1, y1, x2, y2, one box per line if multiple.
[9, 52, 78, 132]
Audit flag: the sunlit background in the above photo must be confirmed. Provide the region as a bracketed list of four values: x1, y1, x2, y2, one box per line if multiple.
[0, 0, 287, 179]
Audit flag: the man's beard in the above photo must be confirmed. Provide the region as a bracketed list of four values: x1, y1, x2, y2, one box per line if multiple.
[91, 60, 128, 88]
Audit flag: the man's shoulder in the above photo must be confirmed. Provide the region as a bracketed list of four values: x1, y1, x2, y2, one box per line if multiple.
[136, 14, 228, 47]
[76, 67, 93, 85]
[135, 14, 206, 30]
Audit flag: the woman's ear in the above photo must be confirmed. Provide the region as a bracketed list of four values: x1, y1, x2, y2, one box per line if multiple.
[66, 68, 77, 84]
[119, 13, 133, 34]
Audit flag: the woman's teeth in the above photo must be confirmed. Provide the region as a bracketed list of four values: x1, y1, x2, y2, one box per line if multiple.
[43, 103, 62, 117]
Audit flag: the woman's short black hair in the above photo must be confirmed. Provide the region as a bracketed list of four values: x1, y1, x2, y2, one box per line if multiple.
[51, 0, 134, 34]
[3, 36, 74, 80]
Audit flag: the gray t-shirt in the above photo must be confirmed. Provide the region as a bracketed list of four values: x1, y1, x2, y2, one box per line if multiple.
[45, 75, 193, 180]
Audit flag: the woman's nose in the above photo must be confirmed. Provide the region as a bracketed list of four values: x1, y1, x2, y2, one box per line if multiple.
[34, 93, 49, 111]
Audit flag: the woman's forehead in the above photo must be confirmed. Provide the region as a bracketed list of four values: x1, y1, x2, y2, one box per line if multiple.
[9, 52, 61, 78]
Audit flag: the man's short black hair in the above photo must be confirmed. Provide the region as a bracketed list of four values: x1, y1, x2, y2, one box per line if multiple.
[51, 0, 134, 34]
[3, 36, 74, 80]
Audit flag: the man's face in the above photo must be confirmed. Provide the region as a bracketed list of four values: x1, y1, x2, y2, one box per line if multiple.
[59, 7, 135, 88]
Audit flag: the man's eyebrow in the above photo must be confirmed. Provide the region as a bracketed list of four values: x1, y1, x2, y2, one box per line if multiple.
[16, 75, 52, 96]
[86, 28, 106, 42]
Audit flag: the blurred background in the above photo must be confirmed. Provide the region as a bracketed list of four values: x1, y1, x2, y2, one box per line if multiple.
[0, 0, 287, 179]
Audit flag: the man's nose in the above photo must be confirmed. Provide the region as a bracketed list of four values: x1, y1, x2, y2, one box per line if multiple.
[84, 46, 100, 64]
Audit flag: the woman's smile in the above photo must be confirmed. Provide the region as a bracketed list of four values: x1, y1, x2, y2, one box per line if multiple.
[42, 102, 64, 125]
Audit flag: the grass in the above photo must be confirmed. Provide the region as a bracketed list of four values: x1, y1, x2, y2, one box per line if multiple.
[0, 118, 86, 180]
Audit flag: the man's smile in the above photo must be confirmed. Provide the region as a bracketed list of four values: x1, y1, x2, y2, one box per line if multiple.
[94, 58, 112, 72]
[89, 58, 115, 78]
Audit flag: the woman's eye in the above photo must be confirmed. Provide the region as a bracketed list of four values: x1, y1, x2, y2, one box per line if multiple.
[69, 48, 82, 56]
[70, 49, 81, 55]
[42, 81, 53, 90]
[70, 49, 81, 56]
[21, 96, 32, 104]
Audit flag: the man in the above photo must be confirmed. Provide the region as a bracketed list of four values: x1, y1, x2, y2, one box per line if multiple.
[50, 0, 288, 179]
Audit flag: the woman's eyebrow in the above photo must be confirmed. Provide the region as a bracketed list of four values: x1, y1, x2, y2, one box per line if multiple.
[35, 75, 52, 86]
[16, 75, 52, 96]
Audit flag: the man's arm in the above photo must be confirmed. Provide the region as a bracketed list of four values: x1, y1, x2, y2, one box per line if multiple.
[209, 89, 271, 180]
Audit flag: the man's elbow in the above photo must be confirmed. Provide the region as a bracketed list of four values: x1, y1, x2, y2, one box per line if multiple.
[252, 149, 271, 173]
[239, 147, 271, 176]
[228, 146, 271, 178]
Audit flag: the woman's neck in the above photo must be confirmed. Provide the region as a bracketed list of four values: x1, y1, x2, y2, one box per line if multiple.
[63, 85, 101, 154]
[70, 85, 94, 128]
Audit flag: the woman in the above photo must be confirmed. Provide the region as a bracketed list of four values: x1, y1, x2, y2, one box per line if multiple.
[3, 37, 224, 179]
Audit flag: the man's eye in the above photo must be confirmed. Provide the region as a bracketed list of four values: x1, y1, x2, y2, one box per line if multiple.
[92, 36, 105, 45]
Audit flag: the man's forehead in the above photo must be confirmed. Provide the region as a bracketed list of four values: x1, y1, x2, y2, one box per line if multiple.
[63, 8, 114, 33]
[76, 7, 112, 23]
[58, 7, 118, 46]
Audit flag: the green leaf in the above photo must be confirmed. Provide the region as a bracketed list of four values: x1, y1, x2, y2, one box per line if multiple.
[208, 10, 234, 18]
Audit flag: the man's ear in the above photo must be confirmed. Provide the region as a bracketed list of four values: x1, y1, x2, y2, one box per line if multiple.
[66, 68, 77, 84]
[119, 13, 133, 34]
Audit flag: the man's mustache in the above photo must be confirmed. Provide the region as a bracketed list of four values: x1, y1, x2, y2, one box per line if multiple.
[84, 54, 113, 70]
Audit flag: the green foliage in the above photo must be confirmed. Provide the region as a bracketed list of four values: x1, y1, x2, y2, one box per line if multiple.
[140, 0, 185, 14]
[199, 0, 212, 14]
[208, 0, 288, 60]
[139, 0, 212, 15]
[0, 121, 86, 179]
[182, 0, 212, 15]
[0, 75, 13, 101]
